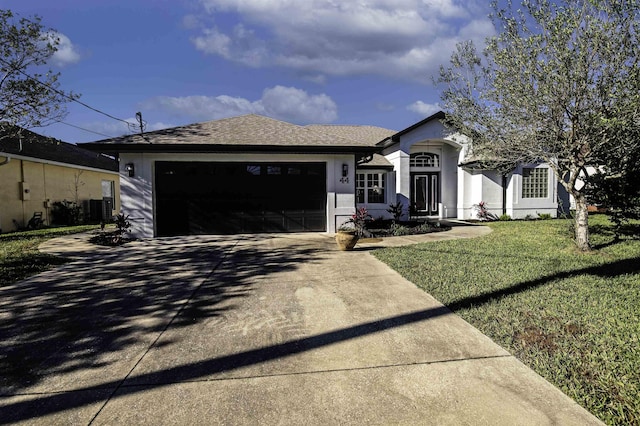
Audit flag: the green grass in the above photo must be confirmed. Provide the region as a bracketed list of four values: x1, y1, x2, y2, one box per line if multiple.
[0, 225, 99, 286]
[373, 215, 640, 426]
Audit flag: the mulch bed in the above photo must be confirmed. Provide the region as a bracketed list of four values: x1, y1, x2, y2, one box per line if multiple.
[89, 231, 134, 246]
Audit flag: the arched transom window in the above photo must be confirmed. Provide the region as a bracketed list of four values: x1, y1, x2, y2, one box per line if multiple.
[410, 152, 440, 167]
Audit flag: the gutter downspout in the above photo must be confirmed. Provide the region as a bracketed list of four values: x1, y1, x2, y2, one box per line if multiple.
[502, 173, 507, 216]
[0, 156, 9, 232]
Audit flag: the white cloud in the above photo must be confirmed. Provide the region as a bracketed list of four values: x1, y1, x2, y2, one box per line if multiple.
[407, 101, 440, 116]
[190, 0, 494, 82]
[142, 95, 264, 122]
[192, 24, 267, 67]
[141, 86, 338, 124]
[302, 74, 327, 85]
[261, 86, 337, 123]
[83, 118, 175, 139]
[47, 32, 81, 67]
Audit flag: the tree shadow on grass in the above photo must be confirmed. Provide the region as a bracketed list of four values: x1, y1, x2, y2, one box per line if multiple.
[589, 222, 640, 250]
[0, 253, 69, 285]
[447, 256, 639, 310]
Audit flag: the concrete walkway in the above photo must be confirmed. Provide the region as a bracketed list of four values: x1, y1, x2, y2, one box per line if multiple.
[0, 225, 602, 425]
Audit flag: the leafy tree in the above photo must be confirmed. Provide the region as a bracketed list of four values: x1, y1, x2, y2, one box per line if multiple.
[436, 0, 640, 251]
[586, 148, 640, 236]
[0, 9, 78, 138]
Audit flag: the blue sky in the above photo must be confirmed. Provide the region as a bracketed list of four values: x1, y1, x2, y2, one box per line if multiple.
[2, 0, 494, 143]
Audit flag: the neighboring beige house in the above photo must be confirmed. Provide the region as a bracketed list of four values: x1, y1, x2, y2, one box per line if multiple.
[0, 128, 120, 233]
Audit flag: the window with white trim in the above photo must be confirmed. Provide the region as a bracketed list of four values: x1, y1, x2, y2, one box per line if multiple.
[522, 167, 548, 198]
[410, 152, 439, 167]
[356, 172, 385, 203]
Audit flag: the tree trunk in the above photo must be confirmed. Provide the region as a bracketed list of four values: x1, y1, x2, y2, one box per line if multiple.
[573, 192, 591, 251]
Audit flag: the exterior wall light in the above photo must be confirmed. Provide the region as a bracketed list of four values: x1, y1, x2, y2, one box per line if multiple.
[342, 164, 348, 177]
[125, 163, 135, 177]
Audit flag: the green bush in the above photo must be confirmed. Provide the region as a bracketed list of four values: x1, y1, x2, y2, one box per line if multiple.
[538, 213, 552, 220]
[387, 202, 404, 222]
[414, 223, 434, 234]
[51, 201, 82, 226]
[390, 223, 411, 236]
[499, 214, 512, 221]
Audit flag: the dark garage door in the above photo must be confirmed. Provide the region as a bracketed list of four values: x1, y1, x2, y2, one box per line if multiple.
[155, 161, 326, 236]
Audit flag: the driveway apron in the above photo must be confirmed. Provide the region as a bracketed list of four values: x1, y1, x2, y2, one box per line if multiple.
[0, 230, 602, 425]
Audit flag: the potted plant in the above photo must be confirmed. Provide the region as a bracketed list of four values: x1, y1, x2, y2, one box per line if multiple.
[335, 207, 371, 250]
[335, 226, 359, 250]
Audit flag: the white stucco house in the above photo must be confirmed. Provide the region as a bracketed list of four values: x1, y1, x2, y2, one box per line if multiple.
[372, 111, 568, 222]
[81, 112, 567, 238]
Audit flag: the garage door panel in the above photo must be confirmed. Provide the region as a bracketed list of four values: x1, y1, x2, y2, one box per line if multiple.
[155, 162, 327, 236]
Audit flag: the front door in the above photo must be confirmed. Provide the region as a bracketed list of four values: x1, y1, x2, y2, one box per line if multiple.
[412, 173, 439, 216]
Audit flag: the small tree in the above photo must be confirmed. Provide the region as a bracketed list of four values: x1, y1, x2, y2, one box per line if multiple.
[0, 9, 78, 139]
[70, 170, 85, 205]
[436, 0, 640, 251]
[387, 202, 404, 223]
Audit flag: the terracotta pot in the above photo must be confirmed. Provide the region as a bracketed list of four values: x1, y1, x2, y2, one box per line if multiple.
[335, 231, 359, 251]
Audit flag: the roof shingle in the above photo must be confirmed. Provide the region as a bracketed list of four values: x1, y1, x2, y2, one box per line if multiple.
[82, 115, 398, 151]
[0, 126, 118, 172]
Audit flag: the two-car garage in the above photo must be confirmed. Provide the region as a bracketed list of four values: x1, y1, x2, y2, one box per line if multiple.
[154, 161, 327, 236]
[80, 114, 379, 238]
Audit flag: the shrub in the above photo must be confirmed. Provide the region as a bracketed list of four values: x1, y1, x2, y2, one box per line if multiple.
[343, 207, 372, 237]
[51, 201, 82, 226]
[499, 214, 512, 221]
[114, 213, 130, 233]
[538, 213, 552, 220]
[473, 201, 498, 221]
[91, 214, 132, 246]
[387, 202, 404, 222]
[414, 223, 434, 234]
[390, 223, 412, 236]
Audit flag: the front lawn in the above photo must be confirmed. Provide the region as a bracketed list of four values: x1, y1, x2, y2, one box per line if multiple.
[0, 225, 99, 287]
[373, 215, 639, 426]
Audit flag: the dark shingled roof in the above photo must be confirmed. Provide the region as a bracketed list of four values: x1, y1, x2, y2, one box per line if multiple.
[304, 124, 396, 168]
[79, 115, 392, 154]
[0, 126, 118, 172]
[304, 124, 396, 146]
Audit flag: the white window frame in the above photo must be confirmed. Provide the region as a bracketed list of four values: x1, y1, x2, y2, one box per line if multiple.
[356, 172, 386, 204]
[410, 152, 440, 168]
[522, 167, 549, 198]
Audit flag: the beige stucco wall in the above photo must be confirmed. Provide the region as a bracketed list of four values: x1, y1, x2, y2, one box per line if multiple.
[0, 155, 120, 233]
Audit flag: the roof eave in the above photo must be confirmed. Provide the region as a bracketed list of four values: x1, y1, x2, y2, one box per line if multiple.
[79, 143, 381, 155]
[376, 111, 447, 149]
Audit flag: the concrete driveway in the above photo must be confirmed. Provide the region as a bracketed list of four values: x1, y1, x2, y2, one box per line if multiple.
[0, 227, 602, 425]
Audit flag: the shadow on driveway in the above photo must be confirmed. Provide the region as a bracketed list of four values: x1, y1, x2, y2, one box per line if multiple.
[0, 235, 324, 396]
